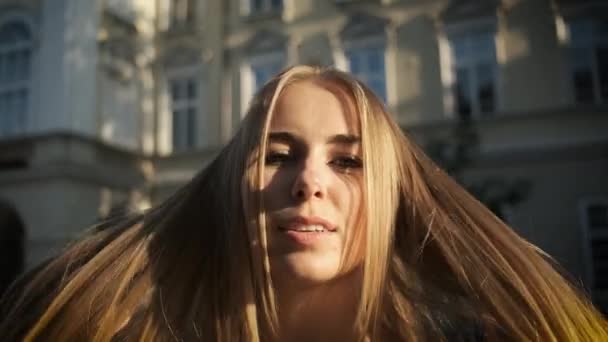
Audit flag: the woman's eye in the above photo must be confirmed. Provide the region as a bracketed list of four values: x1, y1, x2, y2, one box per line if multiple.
[265, 152, 291, 165]
[330, 156, 363, 170]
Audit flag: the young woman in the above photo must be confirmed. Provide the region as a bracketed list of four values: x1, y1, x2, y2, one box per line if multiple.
[1, 65, 606, 341]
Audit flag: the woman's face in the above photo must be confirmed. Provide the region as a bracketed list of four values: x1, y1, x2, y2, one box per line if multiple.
[262, 79, 364, 287]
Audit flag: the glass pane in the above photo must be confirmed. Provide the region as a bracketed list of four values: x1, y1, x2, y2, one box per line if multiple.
[13, 90, 24, 130]
[172, 110, 184, 150]
[187, 79, 197, 99]
[15, 89, 24, 115]
[569, 20, 593, 47]
[570, 47, 594, 103]
[595, 20, 608, 43]
[0, 54, 5, 83]
[591, 239, 608, 255]
[470, 32, 495, 61]
[6, 51, 16, 82]
[253, 67, 266, 90]
[573, 68, 595, 103]
[370, 79, 386, 102]
[597, 47, 608, 102]
[0, 94, 5, 135]
[272, 62, 283, 75]
[0, 21, 31, 46]
[454, 68, 472, 118]
[595, 266, 608, 290]
[252, 60, 283, 91]
[171, 80, 183, 101]
[588, 205, 608, 229]
[187, 107, 196, 147]
[591, 239, 608, 291]
[450, 36, 468, 63]
[347, 52, 360, 73]
[5, 91, 14, 122]
[253, 0, 264, 12]
[476, 63, 495, 115]
[16, 49, 30, 81]
[271, 0, 282, 10]
[368, 50, 383, 72]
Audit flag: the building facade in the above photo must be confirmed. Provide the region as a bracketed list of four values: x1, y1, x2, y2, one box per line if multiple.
[0, 0, 606, 311]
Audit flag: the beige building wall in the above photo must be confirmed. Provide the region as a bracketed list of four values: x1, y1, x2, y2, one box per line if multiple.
[0, 0, 606, 310]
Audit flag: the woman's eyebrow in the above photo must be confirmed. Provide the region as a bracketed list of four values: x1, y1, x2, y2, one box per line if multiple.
[268, 132, 297, 144]
[327, 134, 360, 146]
[267, 132, 360, 146]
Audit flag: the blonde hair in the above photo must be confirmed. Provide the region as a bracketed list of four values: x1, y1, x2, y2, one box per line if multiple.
[1, 65, 606, 341]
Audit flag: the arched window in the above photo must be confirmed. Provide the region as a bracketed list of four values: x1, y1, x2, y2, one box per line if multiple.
[0, 20, 31, 137]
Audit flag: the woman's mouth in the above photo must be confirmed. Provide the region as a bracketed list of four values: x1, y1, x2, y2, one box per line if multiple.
[279, 224, 329, 233]
[279, 216, 337, 232]
[277, 216, 337, 246]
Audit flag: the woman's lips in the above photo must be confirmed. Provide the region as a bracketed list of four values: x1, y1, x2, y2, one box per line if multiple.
[278, 216, 337, 246]
[279, 216, 337, 232]
[280, 229, 335, 246]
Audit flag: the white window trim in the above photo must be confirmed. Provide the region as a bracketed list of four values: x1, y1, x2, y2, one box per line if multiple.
[440, 18, 501, 119]
[578, 197, 608, 299]
[240, 51, 285, 117]
[160, 65, 202, 154]
[339, 35, 390, 104]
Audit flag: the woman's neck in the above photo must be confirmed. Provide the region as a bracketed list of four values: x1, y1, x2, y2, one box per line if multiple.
[274, 270, 362, 342]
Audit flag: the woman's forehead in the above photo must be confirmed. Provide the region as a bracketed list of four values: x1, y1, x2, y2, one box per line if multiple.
[270, 79, 360, 135]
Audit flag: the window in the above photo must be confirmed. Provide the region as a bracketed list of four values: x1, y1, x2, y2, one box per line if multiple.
[581, 199, 608, 313]
[0, 20, 31, 137]
[241, 53, 284, 114]
[448, 31, 497, 119]
[240, 29, 286, 115]
[567, 19, 608, 104]
[248, 0, 282, 15]
[169, 76, 198, 151]
[169, 0, 195, 29]
[345, 46, 387, 102]
[251, 57, 283, 92]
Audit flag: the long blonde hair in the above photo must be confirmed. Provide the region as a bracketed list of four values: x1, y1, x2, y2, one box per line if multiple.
[1, 65, 606, 341]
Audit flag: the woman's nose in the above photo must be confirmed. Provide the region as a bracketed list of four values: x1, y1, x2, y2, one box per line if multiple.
[291, 163, 326, 201]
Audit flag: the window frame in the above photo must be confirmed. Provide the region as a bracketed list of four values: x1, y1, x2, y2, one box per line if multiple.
[0, 17, 34, 138]
[440, 18, 500, 119]
[579, 197, 608, 311]
[165, 66, 201, 153]
[339, 35, 388, 103]
[240, 51, 285, 116]
[565, 18, 608, 105]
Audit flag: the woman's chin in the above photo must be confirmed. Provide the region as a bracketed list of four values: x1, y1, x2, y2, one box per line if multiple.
[271, 252, 342, 286]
